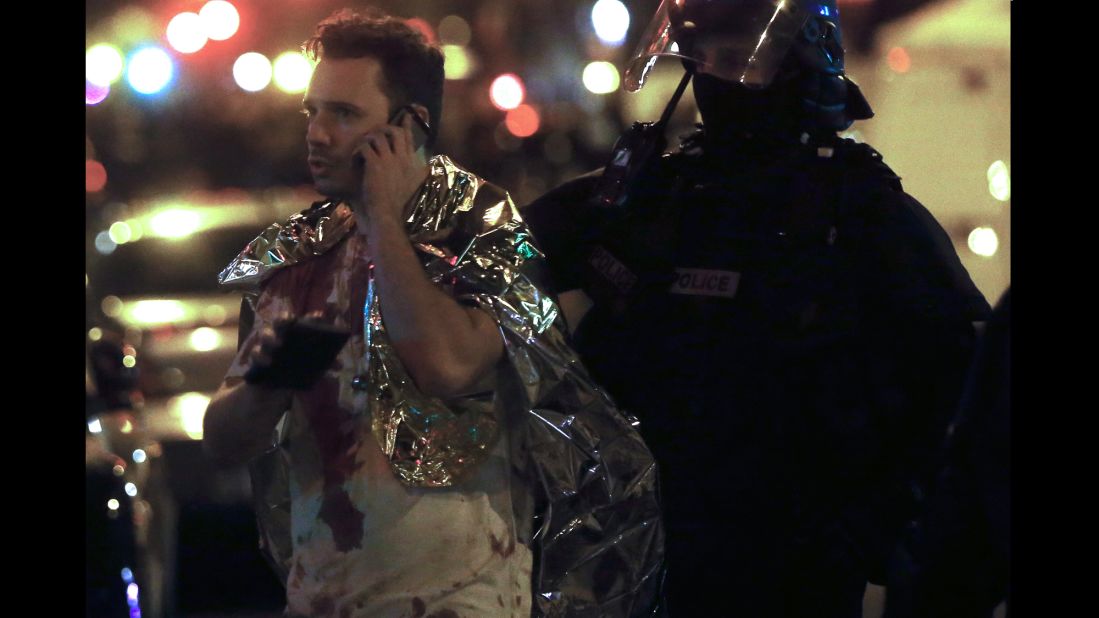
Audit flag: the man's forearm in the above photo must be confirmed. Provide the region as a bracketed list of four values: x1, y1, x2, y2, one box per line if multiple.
[203, 378, 292, 467]
[365, 212, 503, 397]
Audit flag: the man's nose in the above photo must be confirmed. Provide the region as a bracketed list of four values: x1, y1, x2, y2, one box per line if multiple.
[306, 118, 330, 147]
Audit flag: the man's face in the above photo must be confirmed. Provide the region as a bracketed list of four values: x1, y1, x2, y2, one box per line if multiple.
[302, 56, 392, 200]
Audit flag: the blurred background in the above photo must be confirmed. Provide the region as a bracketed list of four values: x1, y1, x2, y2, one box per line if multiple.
[85, 1, 1009, 616]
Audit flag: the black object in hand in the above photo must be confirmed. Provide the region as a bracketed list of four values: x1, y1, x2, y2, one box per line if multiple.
[244, 318, 351, 390]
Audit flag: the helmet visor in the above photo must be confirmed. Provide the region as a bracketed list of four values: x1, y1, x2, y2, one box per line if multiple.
[624, 0, 813, 92]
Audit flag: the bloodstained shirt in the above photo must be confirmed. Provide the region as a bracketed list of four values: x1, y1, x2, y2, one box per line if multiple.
[227, 231, 532, 618]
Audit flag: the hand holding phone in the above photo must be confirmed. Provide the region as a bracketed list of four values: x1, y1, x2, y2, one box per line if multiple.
[388, 105, 430, 152]
[244, 318, 351, 390]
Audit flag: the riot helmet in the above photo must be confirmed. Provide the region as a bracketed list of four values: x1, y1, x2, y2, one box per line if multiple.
[625, 0, 871, 130]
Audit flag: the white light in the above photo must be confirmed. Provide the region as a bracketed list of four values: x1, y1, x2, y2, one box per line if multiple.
[88, 418, 103, 434]
[166, 12, 208, 54]
[234, 52, 273, 92]
[200, 1, 241, 41]
[670, 42, 681, 53]
[107, 499, 120, 511]
[127, 582, 140, 603]
[176, 392, 212, 440]
[987, 160, 1011, 202]
[124, 483, 138, 497]
[490, 74, 525, 110]
[132, 449, 147, 463]
[149, 209, 202, 238]
[86, 44, 124, 86]
[189, 327, 222, 352]
[273, 52, 313, 93]
[95, 232, 117, 255]
[592, 0, 631, 45]
[127, 47, 174, 95]
[967, 227, 999, 257]
[583, 61, 621, 94]
[129, 300, 186, 325]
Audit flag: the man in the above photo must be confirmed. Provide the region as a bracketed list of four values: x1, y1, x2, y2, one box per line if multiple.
[204, 9, 664, 617]
[522, 1, 992, 616]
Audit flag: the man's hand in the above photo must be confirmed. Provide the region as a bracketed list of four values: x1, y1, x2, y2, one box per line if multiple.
[203, 319, 296, 467]
[354, 112, 429, 227]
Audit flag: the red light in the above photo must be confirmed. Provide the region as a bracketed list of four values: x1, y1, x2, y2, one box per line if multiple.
[505, 104, 540, 138]
[887, 47, 911, 73]
[490, 73, 525, 111]
[405, 17, 436, 44]
[86, 160, 108, 193]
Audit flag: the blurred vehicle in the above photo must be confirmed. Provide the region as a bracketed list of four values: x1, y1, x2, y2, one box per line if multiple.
[86, 187, 313, 617]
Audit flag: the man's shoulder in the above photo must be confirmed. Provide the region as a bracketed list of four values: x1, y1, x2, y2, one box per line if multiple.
[218, 200, 352, 290]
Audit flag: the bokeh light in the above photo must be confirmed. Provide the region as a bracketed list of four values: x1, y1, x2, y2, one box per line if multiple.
[490, 73, 525, 110]
[592, 0, 631, 46]
[109, 221, 133, 244]
[505, 104, 541, 138]
[86, 44, 124, 86]
[95, 232, 117, 255]
[987, 160, 1011, 202]
[189, 327, 222, 352]
[149, 209, 202, 238]
[199, 1, 240, 41]
[233, 52, 273, 92]
[582, 61, 620, 94]
[273, 52, 313, 93]
[887, 47, 911, 73]
[443, 45, 475, 80]
[127, 47, 174, 95]
[86, 81, 110, 106]
[167, 12, 208, 54]
[87, 160, 108, 193]
[438, 15, 472, 46]
[967, 227, 999, 257]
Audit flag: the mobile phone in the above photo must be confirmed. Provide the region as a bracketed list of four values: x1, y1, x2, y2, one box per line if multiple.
[389, 105, 431, 151]
[244, 318, 351, 390]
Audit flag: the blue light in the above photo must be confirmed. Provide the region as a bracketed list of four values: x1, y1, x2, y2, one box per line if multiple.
[820, 6, 831, 17]
[120, 567, 134, 583]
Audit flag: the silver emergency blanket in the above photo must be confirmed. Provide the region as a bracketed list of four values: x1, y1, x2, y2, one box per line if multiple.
[218, 155, 665, 616]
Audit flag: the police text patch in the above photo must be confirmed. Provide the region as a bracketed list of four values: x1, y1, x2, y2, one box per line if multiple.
[668, 268, 741, 298]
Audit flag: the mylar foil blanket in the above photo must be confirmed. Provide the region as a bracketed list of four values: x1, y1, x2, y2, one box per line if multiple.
[219, 155, 665, 616]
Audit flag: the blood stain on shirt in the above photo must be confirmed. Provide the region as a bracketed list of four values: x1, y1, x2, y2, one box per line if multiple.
[300, 375, 367, 551]
[489, 531, 515, 558]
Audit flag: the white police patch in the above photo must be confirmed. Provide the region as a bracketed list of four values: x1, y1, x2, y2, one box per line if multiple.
[668, 268, 740, 298]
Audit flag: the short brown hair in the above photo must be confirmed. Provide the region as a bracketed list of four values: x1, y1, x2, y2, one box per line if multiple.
[304, 8, 445, 148]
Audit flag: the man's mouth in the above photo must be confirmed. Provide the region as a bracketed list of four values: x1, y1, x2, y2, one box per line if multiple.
[308, 157, 332, 174]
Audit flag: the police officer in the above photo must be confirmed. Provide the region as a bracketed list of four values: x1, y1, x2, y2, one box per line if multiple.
[522, 1, 991, 615]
